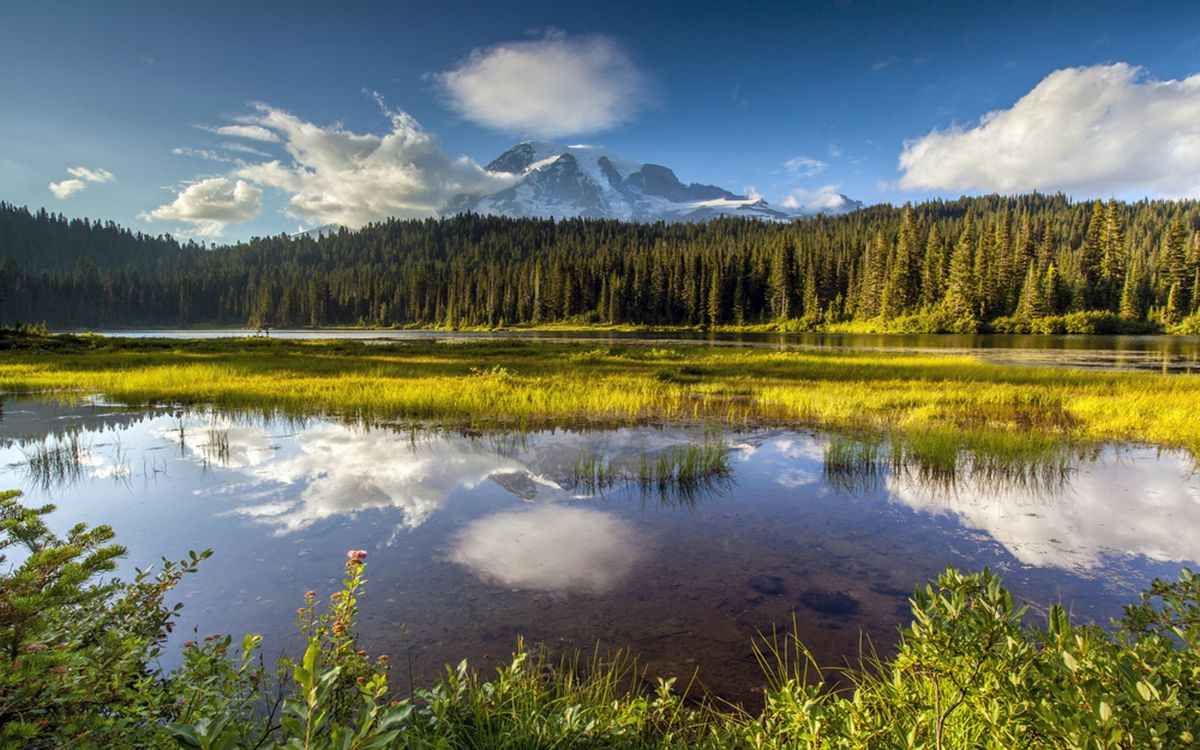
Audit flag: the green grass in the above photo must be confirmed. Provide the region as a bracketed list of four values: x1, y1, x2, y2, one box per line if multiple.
[1, 332, 1198, 462]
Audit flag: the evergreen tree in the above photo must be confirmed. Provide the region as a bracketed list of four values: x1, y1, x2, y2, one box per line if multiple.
[768, 240, 796, 320]
[943, 215, 977, 322]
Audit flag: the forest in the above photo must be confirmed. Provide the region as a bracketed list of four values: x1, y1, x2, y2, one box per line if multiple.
[1, 194, 1198, 333]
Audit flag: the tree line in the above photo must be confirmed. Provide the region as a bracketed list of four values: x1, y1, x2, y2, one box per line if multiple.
[1, 194, 1198, 332]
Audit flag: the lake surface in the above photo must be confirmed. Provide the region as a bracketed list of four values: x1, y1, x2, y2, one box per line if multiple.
[83, 329, 1200, 373]
[2, 397, 1198, 703]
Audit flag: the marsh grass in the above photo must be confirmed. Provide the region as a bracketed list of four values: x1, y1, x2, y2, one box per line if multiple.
[19, 432, 90, 490]
[1, 334, 1197, 462]
[571, 439, 731, 502]
[824, 429, 1075, 495]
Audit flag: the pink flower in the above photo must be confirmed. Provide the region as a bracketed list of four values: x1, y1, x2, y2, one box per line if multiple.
[25, 643, 48, 652]
[346, 549, 368, 561]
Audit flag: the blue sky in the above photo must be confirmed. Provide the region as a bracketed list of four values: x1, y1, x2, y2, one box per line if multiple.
[3, 0, 1199, 241]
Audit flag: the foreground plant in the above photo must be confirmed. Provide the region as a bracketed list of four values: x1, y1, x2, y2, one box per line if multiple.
[3, 489, 1199, 748]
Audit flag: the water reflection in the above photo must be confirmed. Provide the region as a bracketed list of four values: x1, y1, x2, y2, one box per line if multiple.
[450, 505, 646, 594]
[2, 398, 1199, 702]
[164, 420, 564, 533]
[888, 452, 1200, 573]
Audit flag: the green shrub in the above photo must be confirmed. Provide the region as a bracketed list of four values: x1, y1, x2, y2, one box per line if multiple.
[5, 490, 1200, 748]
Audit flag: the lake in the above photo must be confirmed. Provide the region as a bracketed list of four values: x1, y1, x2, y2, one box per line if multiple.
[2, 396, 1197, 705]
[83, 329, 1200, 373]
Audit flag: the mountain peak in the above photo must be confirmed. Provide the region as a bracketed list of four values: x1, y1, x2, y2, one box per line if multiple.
[455, 142, 860, 223]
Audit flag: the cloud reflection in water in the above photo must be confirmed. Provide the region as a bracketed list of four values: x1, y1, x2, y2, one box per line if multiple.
[449, 504, 646, 594]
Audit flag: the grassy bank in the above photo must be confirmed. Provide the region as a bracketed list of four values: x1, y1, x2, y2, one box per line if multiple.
[1, 332, 1198, 459]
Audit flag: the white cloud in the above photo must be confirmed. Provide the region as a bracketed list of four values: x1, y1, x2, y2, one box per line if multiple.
[229, 102, 517, 228]
[434, 32, 650, 137]
[141, 177, 262, 237]
[898, 63, 1200, 196]
[172, 146, 236, 163]
[780, 184, 852, 213]
[49, 165, 115, 198]
[48, 179, 87, 199]
[200, 124, 281, 142]
[784, 155, 829, 177]
[66, 166, 115, 183]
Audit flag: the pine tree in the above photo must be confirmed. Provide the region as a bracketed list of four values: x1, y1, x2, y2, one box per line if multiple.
[1119, 261, 1144, 320]
[887, 204, 921, 316]
[769, 240, 796, 320]
[1017, 264, 1045, 319]
[920, 223, 944, 308]
[943, 215, 977, 322]
[1099, 198, 1125, 310]
[1162, 211, 1191, 312]
[707, 263, 724, 326]
[1079, 201, 1105, 309]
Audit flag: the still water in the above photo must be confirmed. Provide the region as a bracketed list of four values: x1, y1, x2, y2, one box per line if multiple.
[85, 329, 1200, 373]
[3, 398, 1198, 703]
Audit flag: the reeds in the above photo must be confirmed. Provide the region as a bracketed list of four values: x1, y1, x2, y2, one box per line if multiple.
[570, 439, 731, 501]
[20, 432, 90, 490]
[2, 336, 1197, 462]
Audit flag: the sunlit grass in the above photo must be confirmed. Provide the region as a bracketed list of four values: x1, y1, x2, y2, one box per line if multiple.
[1, 334, 1196, 461]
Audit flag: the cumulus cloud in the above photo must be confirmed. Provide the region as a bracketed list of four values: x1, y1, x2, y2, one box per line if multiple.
[784, 155, 829, 177]
[141, 177, 262, 237]
[780, 184, 852, 214]
[434, 32, 650, 137]
[898, 63, 1200, 196]
[48, 179, 87, 199]
[200, 123, 280, 142]
[229, 102, 516, 227]
[48, 165, 115, 198]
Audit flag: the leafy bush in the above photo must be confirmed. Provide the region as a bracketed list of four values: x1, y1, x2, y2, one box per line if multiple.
[4, 490, 1200, 748]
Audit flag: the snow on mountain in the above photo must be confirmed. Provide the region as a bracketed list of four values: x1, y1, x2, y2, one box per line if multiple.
[445, 141, 861, 223]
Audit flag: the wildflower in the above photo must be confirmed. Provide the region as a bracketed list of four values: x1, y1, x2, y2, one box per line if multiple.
[55, 643, 70, 650]
[183, 641, 197, 648]
[356, 676, 367, 685]
[305, 590, 316, 598]
[48, 667, 69, 675]
[332, 620, 347, 636]
[346, 549, 368, 566]
[25, 643, 48, 652]
[331, 591, 344, 600]
[378, 655, 388, 662]
[204, 634, 221, 641]
[357, 649, 367, 657]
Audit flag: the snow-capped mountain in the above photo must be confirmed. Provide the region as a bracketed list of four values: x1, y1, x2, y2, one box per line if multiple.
[445, 141, 861, 223]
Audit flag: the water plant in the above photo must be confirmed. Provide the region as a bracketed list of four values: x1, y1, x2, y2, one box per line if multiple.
[18, 432, 90, 490]
[2, 335, 1197, 466]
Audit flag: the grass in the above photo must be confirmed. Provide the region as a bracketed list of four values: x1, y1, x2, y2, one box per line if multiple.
[571, 439, 732, 500]
[823, 429, 1075, 495]
[1, 332, 1198, 462]
[18, 432, 90, 490]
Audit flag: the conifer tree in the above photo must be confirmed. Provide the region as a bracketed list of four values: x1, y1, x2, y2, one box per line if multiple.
[943, 215, 977, 322]
[768, 240, 796, 320]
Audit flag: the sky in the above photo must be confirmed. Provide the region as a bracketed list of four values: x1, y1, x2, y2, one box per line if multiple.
[2, 0, 1200, 242]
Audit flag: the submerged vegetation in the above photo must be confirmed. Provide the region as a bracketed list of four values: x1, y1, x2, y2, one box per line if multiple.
[1, 333, 1197, 463]
[571, 439, 731, 499]
[3, 489, 1199, 748]
[17, 432, 91, 490]
[823, 429, 1075, 495]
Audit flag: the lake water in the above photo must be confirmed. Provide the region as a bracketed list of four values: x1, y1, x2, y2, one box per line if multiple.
[2, 397, 1198, 704]
[82, 329, 1200, 373]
